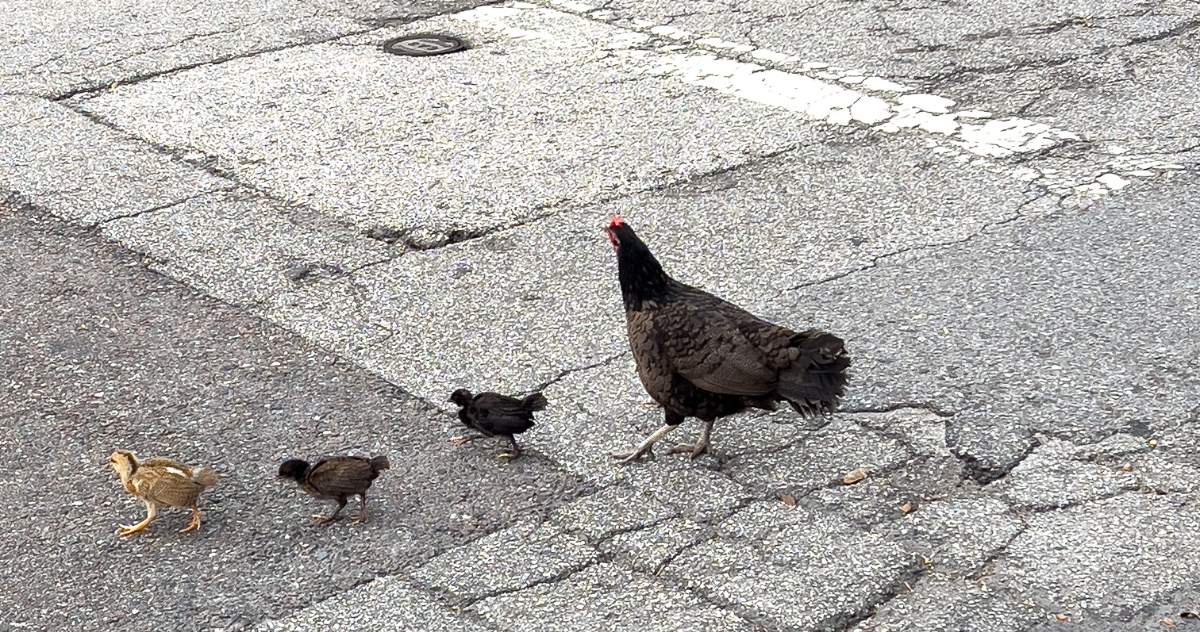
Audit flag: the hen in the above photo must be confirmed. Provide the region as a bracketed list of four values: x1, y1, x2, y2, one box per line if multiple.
[108, 450, 219, 536]
[604, 216, 850, 463]
[277, 455, 390, 524]
[449, 389, 547, 461]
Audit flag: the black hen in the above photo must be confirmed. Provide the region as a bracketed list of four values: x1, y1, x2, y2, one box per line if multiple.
[604, 215, 850, 463]
[277, 455, 390, 524]
[448, 389, 547, 461]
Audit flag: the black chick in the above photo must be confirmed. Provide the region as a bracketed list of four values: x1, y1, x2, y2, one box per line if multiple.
[277, 455, 390, 524]
[448, 389, 547, 461]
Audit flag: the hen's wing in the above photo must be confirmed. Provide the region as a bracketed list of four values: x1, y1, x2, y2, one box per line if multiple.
[658, 289, 782, 396]
[305, 457, 377, 497]
[471, 393, 536, 435]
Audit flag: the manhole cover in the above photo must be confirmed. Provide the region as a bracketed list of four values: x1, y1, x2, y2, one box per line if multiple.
[383, 34, 468, 57]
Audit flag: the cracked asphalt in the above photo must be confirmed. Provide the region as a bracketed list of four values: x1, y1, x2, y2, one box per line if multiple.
[2, 0, 1199, 630]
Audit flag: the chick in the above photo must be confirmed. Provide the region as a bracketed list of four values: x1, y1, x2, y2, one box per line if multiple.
[107, 450, 219, 536]
[448, 389, 547, 461]
[277, 455, 390, 524]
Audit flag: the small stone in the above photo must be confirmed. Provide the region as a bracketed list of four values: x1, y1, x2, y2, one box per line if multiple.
[842, 468, 867, 485]
[899, 501, 915, 514]
[1055, 613, 1070, 622]
[1160, 618, 1177, 628]
[1120, 463, 1133, 472]
[780, 494, 797, 508]
[1148, 439, 1158, 448]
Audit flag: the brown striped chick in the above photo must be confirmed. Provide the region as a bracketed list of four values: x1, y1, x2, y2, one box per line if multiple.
[108, 450, 218, 536]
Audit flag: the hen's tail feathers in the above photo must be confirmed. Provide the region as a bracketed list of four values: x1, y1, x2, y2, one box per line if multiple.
[522, 392, 549, 412]
[370, 455, 391, 472]
[193, 468, 219, 489]
[779, 329, 851, 418]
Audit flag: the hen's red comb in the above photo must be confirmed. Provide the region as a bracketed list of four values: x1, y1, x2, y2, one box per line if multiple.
[608, 215, 626, 229]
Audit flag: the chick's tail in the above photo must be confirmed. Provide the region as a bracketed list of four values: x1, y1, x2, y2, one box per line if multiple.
[370, 455, 391, 472]
[522, 392, 549, 412]
[193, 468, 219, 489]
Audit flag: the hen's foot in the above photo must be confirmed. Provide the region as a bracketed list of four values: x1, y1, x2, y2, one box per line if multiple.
[610, 446, 654, 464]
[312, 514, 338, 525]
[640, 401, 661, 410]
[668, 442, 709, 459]
[351, 512, 368, 524]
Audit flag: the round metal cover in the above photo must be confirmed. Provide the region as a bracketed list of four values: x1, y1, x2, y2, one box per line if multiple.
[383, 34, 468, 57]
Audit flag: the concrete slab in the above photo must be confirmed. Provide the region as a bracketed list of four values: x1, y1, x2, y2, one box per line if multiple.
[76, 4, 824, 242]
[0, 95, 230, 225]
[0, 0, 488, 97]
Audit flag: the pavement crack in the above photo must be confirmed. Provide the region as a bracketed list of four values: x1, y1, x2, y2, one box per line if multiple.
[50, 24, 378, 101]
[457, 557, 601, 607]
[94, 187, 236, 225]
[779, 191, 1054, 296]
[532, 352, 629, 392]
[953, 436, 1038, 486]
[824, 556, 929, 632]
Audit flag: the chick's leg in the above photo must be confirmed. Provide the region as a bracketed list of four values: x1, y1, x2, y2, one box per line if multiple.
[669, 419, 714, 459]
[352, 493, 369, 524]
[450, 434, 484, 446]
[611, 412, 683, 464]
[314, 496, 347, 525]
[498, 435, 522, 462]
[180, 505, 203, 534]
[118, 500, 158, 536]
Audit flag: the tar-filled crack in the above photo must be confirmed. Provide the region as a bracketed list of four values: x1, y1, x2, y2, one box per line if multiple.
[953, 436, 1037, 485]
[779, 191, 1058, 297]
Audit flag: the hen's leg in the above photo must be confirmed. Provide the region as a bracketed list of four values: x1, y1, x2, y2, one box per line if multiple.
[352, 494, 369, 524]
[314, 496, 347, 524]
[498, 435, 522, 461]
[669, 419, 714, 459]
[612, 411, 684, 464]
[450, 434, 484, 446]
[179, 505, 203, 534]
[118, 500, 158, 536]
